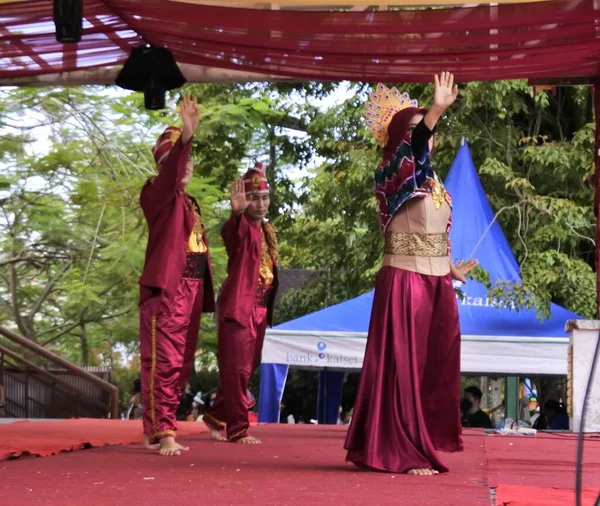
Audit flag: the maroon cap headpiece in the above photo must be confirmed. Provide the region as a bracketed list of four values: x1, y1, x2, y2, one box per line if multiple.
[152, 126, 181, 167]
[242, 162, 269, 196]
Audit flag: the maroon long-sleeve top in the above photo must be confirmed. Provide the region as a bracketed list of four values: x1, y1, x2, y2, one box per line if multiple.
[138, 136, 215, 311]
[218, 213, 278, 326]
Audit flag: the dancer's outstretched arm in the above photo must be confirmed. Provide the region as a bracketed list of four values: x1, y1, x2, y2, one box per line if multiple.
[152, 95, 200, 199]
[423, 71, 458, 132]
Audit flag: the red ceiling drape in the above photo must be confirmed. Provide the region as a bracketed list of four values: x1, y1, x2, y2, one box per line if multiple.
[1, 0, 599, 82]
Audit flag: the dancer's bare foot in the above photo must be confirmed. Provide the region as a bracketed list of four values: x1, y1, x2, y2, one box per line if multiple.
[407, 468, 439, 476]
[143, 436, 160, 450]
[209, 429, 227, 442]
[158, 436, 188, 456]
[235, 435, 261, 444]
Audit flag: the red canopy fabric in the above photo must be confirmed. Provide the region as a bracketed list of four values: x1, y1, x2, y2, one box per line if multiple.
[1, 0, 599, 82]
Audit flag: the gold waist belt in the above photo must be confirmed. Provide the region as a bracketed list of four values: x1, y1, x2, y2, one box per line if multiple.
[384, 232, 448, 257]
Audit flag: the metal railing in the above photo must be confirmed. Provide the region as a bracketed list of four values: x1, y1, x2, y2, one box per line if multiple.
[0, 326, 119, 419]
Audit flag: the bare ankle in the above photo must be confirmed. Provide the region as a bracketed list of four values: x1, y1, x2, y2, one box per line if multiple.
[233, 435, 261, 444]
[407, 468, 439, 476]
[143, 436, 160, 450]
[209, 429, 227, 442]
[157, 436, 188, 456]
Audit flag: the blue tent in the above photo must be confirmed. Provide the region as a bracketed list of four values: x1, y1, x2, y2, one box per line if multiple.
[259, 143, 579, 424]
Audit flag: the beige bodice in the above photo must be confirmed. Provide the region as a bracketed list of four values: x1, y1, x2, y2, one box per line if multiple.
[382, 195, 451, 276]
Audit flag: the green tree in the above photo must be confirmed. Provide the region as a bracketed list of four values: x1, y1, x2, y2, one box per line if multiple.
[448, 82, 595, 319]
[277, 81, 595, 322]
[1, 79, 595, 408]
[0, 87, 225, 366]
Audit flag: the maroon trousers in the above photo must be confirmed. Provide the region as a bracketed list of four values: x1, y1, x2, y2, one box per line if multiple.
[345, 267, 463, 473]
[139, 277, 204, 441]
[204, 306, 267, 441]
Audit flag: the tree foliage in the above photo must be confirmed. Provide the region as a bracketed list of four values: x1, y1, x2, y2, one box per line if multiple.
[278, 81, 596, 323]
[0, 79, 596, 414]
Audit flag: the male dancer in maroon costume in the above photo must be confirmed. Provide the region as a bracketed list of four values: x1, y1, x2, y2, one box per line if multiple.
[139, 96, 215, 456]
[204, 164, 278, 444]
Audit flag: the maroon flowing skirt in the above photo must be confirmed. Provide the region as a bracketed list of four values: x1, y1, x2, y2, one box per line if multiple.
[344, 266, 463, 473]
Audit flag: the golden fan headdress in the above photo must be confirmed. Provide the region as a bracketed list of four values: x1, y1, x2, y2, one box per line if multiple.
[364, 84, 419, 146]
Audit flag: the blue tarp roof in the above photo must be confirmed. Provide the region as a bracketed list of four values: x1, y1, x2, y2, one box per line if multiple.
[275, 143, 579, 337]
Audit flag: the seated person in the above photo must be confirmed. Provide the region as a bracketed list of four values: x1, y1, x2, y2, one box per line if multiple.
[461, 386, 493, 429]
[125, 378, 143, 420]
[533, 399, 569, 431]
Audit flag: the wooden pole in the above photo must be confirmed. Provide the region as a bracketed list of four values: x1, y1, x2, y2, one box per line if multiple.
[595, 79, 600, 317]
[172, 0, 549, 6]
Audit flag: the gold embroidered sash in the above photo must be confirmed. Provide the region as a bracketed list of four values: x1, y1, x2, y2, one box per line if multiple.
[384, 231, 448, 257]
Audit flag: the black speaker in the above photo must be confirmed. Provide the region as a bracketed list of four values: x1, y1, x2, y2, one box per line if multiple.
[53, 0, 83, 43]
[115, 45, 187, 110]
[143, 77, 167, 110]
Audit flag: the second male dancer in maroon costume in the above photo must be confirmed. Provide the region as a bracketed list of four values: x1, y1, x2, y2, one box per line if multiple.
[204, 164, 278, 444]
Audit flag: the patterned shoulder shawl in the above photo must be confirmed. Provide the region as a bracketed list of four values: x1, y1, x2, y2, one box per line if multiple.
[374, 137, 453, 234]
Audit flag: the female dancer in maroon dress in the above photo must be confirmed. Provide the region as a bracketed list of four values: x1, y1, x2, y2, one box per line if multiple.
[344, 73, 477, 475]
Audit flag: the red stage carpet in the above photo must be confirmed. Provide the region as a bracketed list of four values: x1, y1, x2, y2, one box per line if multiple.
[1, 424, 488, 506]
[0, 419, 208, 461]
[495, 484, 600, 506]
[1, 422, 600, 505]
[486, 432, 600, 506]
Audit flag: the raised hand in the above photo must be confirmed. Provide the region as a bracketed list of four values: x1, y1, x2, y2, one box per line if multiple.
[450, 259, 478, 284]
[433, 72, 459, 112]
[180, 95, 200, 145]
[230, 178, 250, 214]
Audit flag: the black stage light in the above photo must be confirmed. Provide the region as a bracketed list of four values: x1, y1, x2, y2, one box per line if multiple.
[54, 0, 83, 43]
[115, 45, 186, 110]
